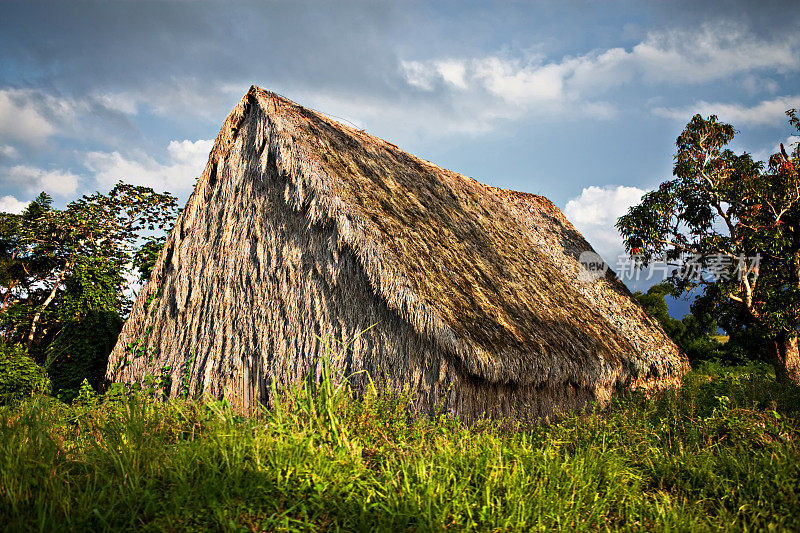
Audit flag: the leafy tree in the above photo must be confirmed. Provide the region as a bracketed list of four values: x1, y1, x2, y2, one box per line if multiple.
[618, 110, 800, 385]
[634, 284, 725, 363]
[0, 182, 178, 393]
[45, 257, 124, 396]
[634, 284, 677, 333]
[132, 236, 167, 283]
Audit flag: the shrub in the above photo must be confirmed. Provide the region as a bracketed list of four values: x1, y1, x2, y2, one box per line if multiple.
[0, 343, 50, 404]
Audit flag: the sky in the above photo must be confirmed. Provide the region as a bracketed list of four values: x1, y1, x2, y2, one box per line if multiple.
[1, 0, 799, 315]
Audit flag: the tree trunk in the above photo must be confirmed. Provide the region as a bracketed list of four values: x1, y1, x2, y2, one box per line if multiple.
[771, 331, 800, 386]
[26, 258, 73, 350]
[1, 280, 16, 312]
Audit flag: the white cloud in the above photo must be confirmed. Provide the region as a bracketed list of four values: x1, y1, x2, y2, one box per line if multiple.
[401, 61, 436, 91]
[0, 145, 18, 160]
[166, 139, 213, 165]
[85, 139, 213, 197]
[90, 91, 139, 115]
[91, 81, 243, 122]
[474, 56, 566, 103]
[785, 136, 800, 157]
[3, 165, 80, 198]
[402, 55, 573, 108]
[549, 23, 799, 94]
[742, 75, 779, 95]
[626, 23, 799, 84]
[652, 95, 800, 127]
[0, 88, 110, 147]
[436, 60, 468, 90]
[564, 185, 646, 264]
[395, 23, 800, 132]
[0, 195, 30, 214]
[0, 90, 57, 145]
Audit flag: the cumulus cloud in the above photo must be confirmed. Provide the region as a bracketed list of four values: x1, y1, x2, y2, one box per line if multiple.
[0, 145, 18, 160]
[652, 95, 800, 127]
[401, 54, 579, 112]
[564, 185, 646, 264]
[473, 56, 566, 103]
[0, 195, 30, 214]
[3, 165, 80, 197]
[402, 60, 471, 91]
[306, 23, 800, 140]
[436, 60, 469, 90]
[85, 139, 213, 197]
[0, 90, 58, 145]
[402, 61, 436, 91]
[569, 22, 799, 90]
[397, 23, 800, 130]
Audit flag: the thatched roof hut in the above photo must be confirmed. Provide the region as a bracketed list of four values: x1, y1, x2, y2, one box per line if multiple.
[106, 86, 688, 420]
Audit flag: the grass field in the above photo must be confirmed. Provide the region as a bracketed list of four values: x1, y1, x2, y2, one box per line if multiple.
[1, 361, 799, 532]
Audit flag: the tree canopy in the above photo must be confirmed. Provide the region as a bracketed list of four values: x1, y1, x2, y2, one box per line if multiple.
[0, 182, 178, 396]
[617, 110, 800, 384]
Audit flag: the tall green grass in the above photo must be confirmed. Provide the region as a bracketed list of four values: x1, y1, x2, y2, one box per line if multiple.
[1, 361, 798, 532]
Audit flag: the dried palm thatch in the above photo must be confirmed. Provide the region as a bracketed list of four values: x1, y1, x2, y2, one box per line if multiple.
[106, 86, 688, 421]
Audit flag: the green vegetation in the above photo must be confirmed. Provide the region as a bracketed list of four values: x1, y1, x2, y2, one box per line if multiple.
[618, 110, 800, 385]
[0, 342, 50, 405]
[1, 114, 798, 531]
[0, 183, 178, 399]
[1, 362, 798, 532]
[634, 283, 723, 362]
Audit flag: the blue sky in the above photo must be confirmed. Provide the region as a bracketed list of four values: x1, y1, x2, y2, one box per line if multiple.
[1, 0, 799, 314]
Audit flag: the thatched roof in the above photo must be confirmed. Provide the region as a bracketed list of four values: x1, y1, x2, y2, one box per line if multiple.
[107, 86, 688, 415]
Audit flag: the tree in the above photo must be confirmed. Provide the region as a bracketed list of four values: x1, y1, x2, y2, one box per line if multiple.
[45, 256, 124, 396]
[634, 283, 725, 363]
[132, 236, 167, 283]
[0, 182, 178, 392]
[617, 110, 800, 385]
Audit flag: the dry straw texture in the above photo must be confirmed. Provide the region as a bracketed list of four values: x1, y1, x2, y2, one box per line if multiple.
[107, 86, 688, 421]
